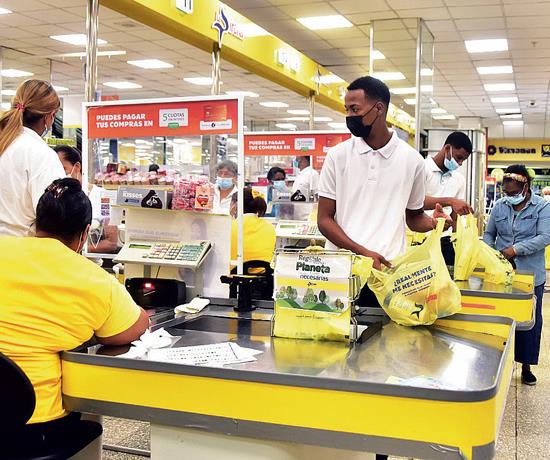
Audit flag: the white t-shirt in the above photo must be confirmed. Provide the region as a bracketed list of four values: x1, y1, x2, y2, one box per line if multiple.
[318, 131, 425, 260]
[424, 155, 466, 217]
[212, 185, 237, 215]
[88, 184, 103, 220]
[292, 165, 319, 196]
[0, 127, 65, 236]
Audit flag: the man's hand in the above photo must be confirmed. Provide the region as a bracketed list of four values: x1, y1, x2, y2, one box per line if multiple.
[358, 247, 392, 270]
[432, 203, 453, 231]
[449, 198, 473, 216]
[501, 246, 516, 260]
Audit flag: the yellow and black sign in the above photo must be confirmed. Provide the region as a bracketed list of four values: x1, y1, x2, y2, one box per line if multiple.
[488, 139, 550, 163]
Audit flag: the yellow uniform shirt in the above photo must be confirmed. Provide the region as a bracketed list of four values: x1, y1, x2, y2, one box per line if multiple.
[0, 237, 141, 423]
[231, 214, 276, 264]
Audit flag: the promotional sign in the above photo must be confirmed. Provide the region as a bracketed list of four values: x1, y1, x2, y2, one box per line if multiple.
[488, 138, 550, 163]
[244, 131, 350, 156]
[87, 98, 238, 139]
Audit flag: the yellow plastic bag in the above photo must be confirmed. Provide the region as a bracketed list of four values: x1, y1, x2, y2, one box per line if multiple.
[454, 214, 479, 281]
[367, 219, 462, 326]
[476, 242, 514, 285]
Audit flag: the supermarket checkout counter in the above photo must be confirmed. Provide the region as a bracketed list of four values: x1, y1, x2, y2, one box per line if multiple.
[457, 271, 535, 330]
[61, 300, 514, 460]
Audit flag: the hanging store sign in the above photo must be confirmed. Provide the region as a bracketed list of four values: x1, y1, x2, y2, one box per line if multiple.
[212, 7, 244, 47]
[244, 131, 350, 156]
[175, 0, 193, 14]
[488, 138, 550, 163]
[86, 98, 239, 139]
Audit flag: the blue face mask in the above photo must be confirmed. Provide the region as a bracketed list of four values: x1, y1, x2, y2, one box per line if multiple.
[443, 146, 459, 172]
[293, 160, 299, 168]
[504, 189, 526, 206]
[273, 180, 286, 191]
[216, 177, 233, 190]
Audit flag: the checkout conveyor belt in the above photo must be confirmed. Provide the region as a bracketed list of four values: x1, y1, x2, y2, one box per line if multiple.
[61, 301, 515, 460]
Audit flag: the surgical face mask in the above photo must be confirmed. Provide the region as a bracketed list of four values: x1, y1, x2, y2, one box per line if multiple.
[504, 186, 526, 206]
[41, 126, 50, 139]
[66, 164, 76, 179]
[346, 104, 378, 138]
[293, 160, 299, 168]
[216, 177, 234, 190]
[273, 180, 286, 191]
[544, 195, 550, 202]
[443, 146, 460, 172]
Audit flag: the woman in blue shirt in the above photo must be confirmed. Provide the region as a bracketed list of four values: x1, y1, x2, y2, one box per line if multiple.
[483, 165, 550, 385]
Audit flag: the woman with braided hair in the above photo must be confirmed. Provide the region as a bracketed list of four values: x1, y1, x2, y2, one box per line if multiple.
[0, 79, 65, 236]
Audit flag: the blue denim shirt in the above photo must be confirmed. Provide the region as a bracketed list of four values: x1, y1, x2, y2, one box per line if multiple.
[483, 193, 550, 286]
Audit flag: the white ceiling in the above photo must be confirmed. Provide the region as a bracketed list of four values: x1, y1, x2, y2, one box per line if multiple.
[225, 0, 550, 137]
[2, 0, 550, 137]
[0, 0, 343, 131]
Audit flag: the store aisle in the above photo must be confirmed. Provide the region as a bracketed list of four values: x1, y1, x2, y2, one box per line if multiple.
[100, 289, 550, 460]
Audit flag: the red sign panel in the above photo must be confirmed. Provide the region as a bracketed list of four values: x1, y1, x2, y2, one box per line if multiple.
[244, 132, 350, 157]
[87, 99, 239, 139]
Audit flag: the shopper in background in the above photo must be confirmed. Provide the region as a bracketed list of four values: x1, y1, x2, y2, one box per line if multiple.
[483, 165, 550, 386]
[318, 76, 450, 329]
[424, 131, 473, 265]
[213, 159, 238, 214]
[55, 145, 119, 253]
[230, 187, 276, 264]
[266, 166, 288, 218]
[0, 177, 149, 444]
[0, 79, 65, 236]
[292, 155, 319, 198]
[541, 186, 550, 202]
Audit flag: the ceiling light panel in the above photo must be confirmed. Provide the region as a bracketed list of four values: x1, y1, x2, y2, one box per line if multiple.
[296, 15, 353, 31]
[372, 50, 385, 60]
[318, 74, 345, 84]
[1, 69, 33, 78]
[503, 120, 523, 126]
[491, 96, 518, 103]
[500, 114, 522, 119]
[0, 7, 12, 14]
[103, 81, 142, 89]
[477, 65, 513, 75]
[226, 91, 259, 97]
[433, 114, 456, 120]
[372, 72, 406, 81]
[484, 83, 516, 92]
[404, 98, 416, 105]
[183, 77, 213, 85]
[287, 109, 310, 115]
[127, 59, 173, 69]
[495, 107, 521, 114]
[260, 102, 289, 108]
[275, 123, 297, 129]
[465, 39, 508, 53]
[50, 34, 107, 46]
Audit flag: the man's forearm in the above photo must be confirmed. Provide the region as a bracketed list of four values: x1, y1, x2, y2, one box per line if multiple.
[406, 212, 435, 233]
[424, 196, 454, 210]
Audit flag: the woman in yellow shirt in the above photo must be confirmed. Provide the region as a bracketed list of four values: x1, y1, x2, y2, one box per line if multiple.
[230, 187, 276, 264]
[0, 177, 149, 448]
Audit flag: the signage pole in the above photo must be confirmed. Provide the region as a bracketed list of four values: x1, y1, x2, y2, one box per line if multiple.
[209, 43, 222, 179]
[85, 0, 99, 188]
[308, 93, 315, 131]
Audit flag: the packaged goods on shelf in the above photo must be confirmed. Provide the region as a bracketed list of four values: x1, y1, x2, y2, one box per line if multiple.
[172, 176, 214, 212]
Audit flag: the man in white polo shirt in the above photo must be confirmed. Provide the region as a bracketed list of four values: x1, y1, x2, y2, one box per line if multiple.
[424, 131, 473, 265]
[318, 76, 450, 316]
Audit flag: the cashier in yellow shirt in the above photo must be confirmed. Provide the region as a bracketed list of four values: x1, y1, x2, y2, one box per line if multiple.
[0, 178, 149, 431]
[230, 187, 276, 264]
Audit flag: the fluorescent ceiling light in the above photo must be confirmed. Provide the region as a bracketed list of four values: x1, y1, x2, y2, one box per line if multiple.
[121, 143, 135, 147]
[53, 85, 69, 92]
[1, 102, 10, 110]
[296, 15, 352, 30]
[491, 96, 518, 103]
[260, 101, 289, 108]
[226, 91, 259, 97]
[50, 34, 107, 46]
[103, 81, 142, 89]
[287, 109, 310, 115]
[372, 50, 385, 60]
[477, 65, 513, 75]
[318, 74, 345, 84]
[390, 87, 416, 95]
[275, 123, 297, 129]
[284, 116, 333, 122]
[1, 89, 16, 96]
[433, 114, 456, 120]
[465, 38, 508, 53]
[1, 69, 33, 78]
[183, 76, 213, 85]
[58, 50, 126, 57]
[240, 23, 271, 37]
[431, 108, 447, 114]
[421, 85, 433, 92]
[500, 114, 522, 119]
[127, 59, 173, 69]
[404, 98, 416, 105]
[484, 83, 515, 92]
[0, 7, 12, 14]
[372, 72, 405, 81]
[503, 120, 523, 126]
[421, 68, 434, 76]
[496, 107, 520, 114]
[328, 122, 346, 129]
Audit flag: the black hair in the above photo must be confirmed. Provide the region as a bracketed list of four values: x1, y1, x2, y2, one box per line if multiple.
[53, 144, 82, 166]
[36, 178, 92, 243]
[445, 132, 473, 154]
[149, 163, 160, 172]
[504, 164, 531, 187]
[231, 187, 267, 217]
[297, 155, 311, 166]
[267, 166, 286, 182]
[347, 76, 391, 107]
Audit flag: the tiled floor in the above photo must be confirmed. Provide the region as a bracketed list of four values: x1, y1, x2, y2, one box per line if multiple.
[101, 288, 550, 459]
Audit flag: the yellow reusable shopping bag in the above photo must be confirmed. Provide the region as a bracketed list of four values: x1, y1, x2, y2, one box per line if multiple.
[454, 214, 479, 281]
[367, 219, 462, 326]
[476, 242, 514, 285]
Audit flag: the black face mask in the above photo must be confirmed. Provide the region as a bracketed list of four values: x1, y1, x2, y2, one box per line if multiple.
[346, 104, 378, 138]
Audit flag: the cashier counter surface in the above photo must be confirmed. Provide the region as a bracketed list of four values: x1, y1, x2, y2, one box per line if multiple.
[62, 292, 516, 460]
